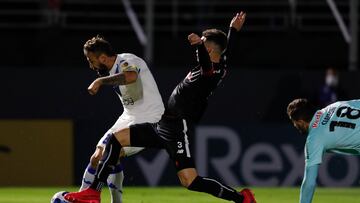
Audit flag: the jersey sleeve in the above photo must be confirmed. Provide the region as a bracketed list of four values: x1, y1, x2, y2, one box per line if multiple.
[220, 27, 237, 66]
[304, 135, 324, 167]
[300, 164, 319, 203]
[196, 43, 212, 72]
[120, 59, 140, 73]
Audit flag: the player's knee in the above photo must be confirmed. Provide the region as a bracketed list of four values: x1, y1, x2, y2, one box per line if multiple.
[90, 155, 100, 168]
[178, 168, 198, 188]
[182, 179, 194, 189]
[90, 147, 104, 168]
[179, 174, 196, 188]
[113, 128, 130, 146]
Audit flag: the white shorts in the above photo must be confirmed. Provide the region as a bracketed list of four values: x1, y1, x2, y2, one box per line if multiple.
[97, 113, 161, 156]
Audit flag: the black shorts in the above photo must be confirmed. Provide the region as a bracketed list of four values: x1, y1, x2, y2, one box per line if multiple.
[129, 116, 195, 171]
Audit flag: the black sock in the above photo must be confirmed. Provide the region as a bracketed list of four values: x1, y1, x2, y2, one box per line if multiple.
[90, 134, 122, 191]
[188, 176, 244, 203]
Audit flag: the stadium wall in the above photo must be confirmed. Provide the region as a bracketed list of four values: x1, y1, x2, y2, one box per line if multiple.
[0, 120, 73, 186]
[0, 67, 359, 187]
[0, 30, 348, 70]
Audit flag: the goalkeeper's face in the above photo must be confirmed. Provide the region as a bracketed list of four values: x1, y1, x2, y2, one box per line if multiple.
[292, 119, 309, 135]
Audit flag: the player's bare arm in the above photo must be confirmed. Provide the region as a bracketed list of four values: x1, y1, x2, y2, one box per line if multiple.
[230, 11, 246, 31]
[88, 71, 138, 95]
[100, 71, 138, 85]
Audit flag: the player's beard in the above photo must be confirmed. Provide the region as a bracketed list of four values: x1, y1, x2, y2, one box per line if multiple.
[297, 127, 308, 135]
[96, 63, 110, 77]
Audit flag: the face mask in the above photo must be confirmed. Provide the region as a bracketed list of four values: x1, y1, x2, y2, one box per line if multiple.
[325, 75, 338, 87]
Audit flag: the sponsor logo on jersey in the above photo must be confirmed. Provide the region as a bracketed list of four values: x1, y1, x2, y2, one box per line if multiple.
[312, 111, 323, 128]
[177, 149, 184, 154]
[321, 107, 336, 125]
[121, 62, 129, 68]
[123, 98, 135, 106]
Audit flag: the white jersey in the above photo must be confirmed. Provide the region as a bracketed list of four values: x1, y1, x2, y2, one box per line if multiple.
[109, 53, 164, 121]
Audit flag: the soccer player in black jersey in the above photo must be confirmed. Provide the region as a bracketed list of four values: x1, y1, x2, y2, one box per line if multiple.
[65, 12, 256, 203]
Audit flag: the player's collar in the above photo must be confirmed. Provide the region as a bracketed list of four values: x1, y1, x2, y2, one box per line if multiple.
[109, 54, 122, 74]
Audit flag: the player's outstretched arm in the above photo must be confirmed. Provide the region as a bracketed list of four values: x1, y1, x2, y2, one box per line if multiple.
[87, 71, 138, 95]
[230, 11, 246, 31]
[299, 164, 319, 203]
[222, 11, 246, 61]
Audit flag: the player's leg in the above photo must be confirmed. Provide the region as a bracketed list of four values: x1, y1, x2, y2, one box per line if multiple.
[107, 160, 124, 203]
[80, 132, 115, 192]
[172, 119, 256, 203]
[89, 129, 130, 193]
[80, 114, 135, 203]
[65, 123, 161, 202]
[105, 147, 143, 203]
[173, 142, 247, 203]
[79, 146, 103, 191]
[79, 133, 126, 202]
[90, 123, 162, 190]
[177, 168, 256, 203]
[65, 132, 126, 203]
[106, 149, 144, 203]
[80, 144, 126, 202]
[107, 118, 150, 203]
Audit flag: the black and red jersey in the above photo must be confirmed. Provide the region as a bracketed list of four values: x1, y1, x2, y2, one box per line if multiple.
[166, 27, 237, 124]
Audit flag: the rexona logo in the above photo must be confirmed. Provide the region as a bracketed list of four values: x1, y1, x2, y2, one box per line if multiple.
[134, 126, 360, 187]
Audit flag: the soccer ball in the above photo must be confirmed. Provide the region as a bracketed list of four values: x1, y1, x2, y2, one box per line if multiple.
[50, 191, 70, 203]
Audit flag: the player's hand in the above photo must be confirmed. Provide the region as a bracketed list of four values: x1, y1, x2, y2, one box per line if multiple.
[87, 78, 102, 95]
[188, 33, 202, 45]
[230, 11, 246, 31]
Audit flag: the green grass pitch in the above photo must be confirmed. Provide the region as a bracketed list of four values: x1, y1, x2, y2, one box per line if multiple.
[0, 187, 359, 203]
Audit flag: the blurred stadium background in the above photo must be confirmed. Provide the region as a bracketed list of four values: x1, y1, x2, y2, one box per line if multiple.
[0, 0, 359, 201]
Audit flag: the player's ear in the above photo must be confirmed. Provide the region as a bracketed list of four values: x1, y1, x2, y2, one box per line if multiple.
[299, 119, 310, 129]
[206, 42, 219, 55]
[98, 54, 107, 63]
[205, 44, 213, 54]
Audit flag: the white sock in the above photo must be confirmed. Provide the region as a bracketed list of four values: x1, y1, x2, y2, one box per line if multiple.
[79, 164, 96, 191]
[107, 165, 124, 203]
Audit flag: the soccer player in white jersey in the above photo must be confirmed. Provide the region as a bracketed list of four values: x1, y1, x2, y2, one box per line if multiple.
[287, 98, 360, 203]
[65, 12, 256, 203]
[80, 35, 164, 203]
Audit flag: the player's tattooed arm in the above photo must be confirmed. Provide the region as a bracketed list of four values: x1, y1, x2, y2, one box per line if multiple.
[87, 71, 138, 95]
[99, 71, 137, 86]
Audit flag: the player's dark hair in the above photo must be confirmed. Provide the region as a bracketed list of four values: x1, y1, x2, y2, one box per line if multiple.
[287, 98, 317, 122]
[202, 29, 227, 52]
[83, 35, 116, 57]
